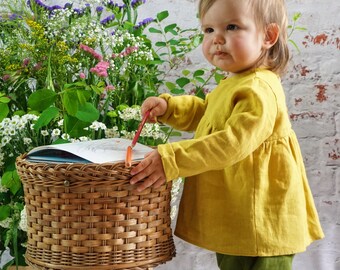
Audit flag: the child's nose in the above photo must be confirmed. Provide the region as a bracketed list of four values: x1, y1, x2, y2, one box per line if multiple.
[213, 33, 225, 45]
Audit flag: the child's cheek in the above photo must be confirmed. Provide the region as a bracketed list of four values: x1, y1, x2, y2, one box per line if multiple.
[202, 39, 212, 60]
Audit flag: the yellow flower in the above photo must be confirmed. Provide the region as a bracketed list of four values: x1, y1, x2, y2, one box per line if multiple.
[56, 41, 69, 53]
[6, 64, 21, 71]
[26, 19, 48, 43]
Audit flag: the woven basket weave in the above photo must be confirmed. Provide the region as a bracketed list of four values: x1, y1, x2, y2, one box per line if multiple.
[16, 155, 175, 270]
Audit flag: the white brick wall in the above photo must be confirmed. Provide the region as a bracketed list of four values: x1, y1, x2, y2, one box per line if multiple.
[139, 1, 340, 269]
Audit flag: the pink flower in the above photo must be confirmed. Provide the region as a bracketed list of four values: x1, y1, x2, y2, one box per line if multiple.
[2, 74, 11, 81]
[105, 85, 115, 91]
[23, 58, 30, 67]
[112, 46, 139, 58]
[79, 72, 86, 79]
[90, 61, 110, 77]
[33, 62, 43, 71]
[79, 43, 103, 61]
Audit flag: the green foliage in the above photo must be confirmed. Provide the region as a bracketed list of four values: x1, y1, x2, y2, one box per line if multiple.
[288, 12, 307, 52]
[0, 1, 207, 267]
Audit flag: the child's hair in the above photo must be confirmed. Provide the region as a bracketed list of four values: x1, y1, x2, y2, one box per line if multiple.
[198, 0, 290, 75]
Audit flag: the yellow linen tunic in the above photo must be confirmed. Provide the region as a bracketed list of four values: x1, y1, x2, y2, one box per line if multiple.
[157, 69, 324, 256]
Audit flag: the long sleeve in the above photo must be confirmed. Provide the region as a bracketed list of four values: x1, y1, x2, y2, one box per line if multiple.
[158, 76, 278, 181]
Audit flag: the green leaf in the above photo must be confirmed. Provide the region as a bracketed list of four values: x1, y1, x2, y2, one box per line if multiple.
[193, 35, 203, 47]
[165, 81, 176, 90]
[76, 90, 88, 105]
[28, 89, 58, 111]
[169, 39, 179, 45]
[288, 39, 300, 53]
[164, 23, 178, 35]
[293, 12, 301, 21]
[0, 95, 10, 103]
[0, 205, 11, 221]
[193, 69, 205, 77]
[149, 27, 162, 34]
[33, 106, 59, 130]
[75, 102, 99, 122]
[1, 170, 21, 195]
[195, 77, 205, 84]
[176, 77, 190, 88]
[64, 115, 91, 138]
[214, 72, 225, 83]
[0, 103, 9, 121]
[155, 41, 167, 47]
[90, 84, 104, 95]
[182, 70, 191, 76]
[295, 26, 307, 31]
[63, 90, 79, 116]
[157, 10, 169, 22]
[170, 131, 182, 137]
[123, 21, 135, 30]
[171, 88, 185, 95]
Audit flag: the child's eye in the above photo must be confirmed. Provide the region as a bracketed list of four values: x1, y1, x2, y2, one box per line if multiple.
[203, 27, 214, 34]
[226, 24, 239, 31]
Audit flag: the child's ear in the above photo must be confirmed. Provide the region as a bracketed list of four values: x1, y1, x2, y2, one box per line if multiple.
[263, 23, 280, 49]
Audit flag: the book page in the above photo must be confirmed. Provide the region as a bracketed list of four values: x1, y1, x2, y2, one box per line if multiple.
[26, 138, 153, 164]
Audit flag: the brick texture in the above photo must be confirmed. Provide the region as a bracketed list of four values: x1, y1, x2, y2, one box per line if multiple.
[139, 1, 340, 269]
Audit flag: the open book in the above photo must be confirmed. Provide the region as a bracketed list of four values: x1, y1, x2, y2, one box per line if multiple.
[25, 138, 153, 164]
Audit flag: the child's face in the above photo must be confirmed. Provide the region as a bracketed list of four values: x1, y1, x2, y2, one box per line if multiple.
[201, 0, 265, 74]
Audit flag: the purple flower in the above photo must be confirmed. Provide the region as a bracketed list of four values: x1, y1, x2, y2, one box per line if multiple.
[34, 0, 48, 9]
[106, 1, 126, 10]
[64, 3, 72, 9]
[100, 14, 115, 25]
[51, 5, 62, 10]
[131, 0, 146, 9]
[96, 6, 104, 13]
[73, 8, 83, 15]
[134, 17, 154, 30]
[9, 14, 23, 20]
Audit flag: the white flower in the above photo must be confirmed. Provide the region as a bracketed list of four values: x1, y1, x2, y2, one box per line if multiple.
[119, 107, 140, 121]
[41, 130, 49, 136]
[170, 205, 178, 220]
[0, 217, 12, 229]
[89, 121, 107, 131]
[61, 133, 70, 140]
[105, 127, 120, 138]
[52, 129, 61, 136]
[23, 138, 32, 145]
[0, 182, 9, 193]
[121, 130, 134, 140]
[171, 178, 183, 204]
[1, 136, 11, 146]
[79, 136, 91, 141]
[18, 206, 27, 232]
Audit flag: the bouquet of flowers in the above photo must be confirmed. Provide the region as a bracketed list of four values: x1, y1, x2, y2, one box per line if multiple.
[0, 0, 213, 268]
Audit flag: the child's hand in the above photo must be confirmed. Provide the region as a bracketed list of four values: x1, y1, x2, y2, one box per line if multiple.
[141, 97, 167, 123]
[130, 149, 166, 192]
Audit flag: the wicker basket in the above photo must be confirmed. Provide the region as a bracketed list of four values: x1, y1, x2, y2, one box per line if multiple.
[16, 155, 175, 270]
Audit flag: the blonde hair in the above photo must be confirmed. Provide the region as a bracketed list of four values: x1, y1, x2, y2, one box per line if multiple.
[198, 0, 290, 75]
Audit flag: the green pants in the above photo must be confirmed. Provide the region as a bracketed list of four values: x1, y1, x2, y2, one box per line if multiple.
[216, 253, 294, 270]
